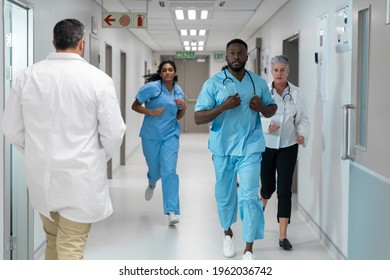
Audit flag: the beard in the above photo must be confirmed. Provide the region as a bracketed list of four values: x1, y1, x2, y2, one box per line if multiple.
[227, 60, 246, 72]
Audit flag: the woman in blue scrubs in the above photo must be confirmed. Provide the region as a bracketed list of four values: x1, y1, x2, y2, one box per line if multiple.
[132, 59, 186, 226]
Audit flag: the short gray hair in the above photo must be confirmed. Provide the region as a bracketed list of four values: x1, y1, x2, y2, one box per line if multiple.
[270, 55, 289, 69]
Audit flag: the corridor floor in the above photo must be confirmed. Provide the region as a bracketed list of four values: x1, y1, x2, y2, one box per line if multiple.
[84, 133, 335, 260]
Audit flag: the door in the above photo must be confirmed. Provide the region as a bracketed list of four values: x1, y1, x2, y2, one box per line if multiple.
[105, 44, 113, 178]
[282, 34, 299, 194]
[161, 56, 210, 133]
[283, 34, 299, 86]
[348, 0, 390, 259]
[120, 52, 126, 165]
[3, 0, 34, 259]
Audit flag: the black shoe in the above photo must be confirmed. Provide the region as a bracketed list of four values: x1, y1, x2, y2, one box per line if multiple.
[279, 238, 292, 250]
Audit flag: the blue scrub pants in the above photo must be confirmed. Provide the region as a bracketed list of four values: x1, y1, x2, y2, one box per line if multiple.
[142, 136, 180, 215]
[212, 153, 264, 243]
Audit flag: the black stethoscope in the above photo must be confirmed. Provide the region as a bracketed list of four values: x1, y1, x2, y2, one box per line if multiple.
[222, 69, 256, 96]
[271, 85, 293, 101]
[147, 80, 181, 107]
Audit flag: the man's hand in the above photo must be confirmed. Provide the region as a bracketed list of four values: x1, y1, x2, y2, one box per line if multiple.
[249, 95, 264, 112]
[222, 93, 241, 110]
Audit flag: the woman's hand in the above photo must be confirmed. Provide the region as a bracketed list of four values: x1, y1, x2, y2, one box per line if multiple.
[296, 135, 305, 145]
[268, 121, 280, 133]
[176, 99, 186, 111]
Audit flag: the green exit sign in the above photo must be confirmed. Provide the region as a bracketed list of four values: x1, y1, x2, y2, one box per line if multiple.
[176, 51, 196, 59]
[214, 51, 225, 61]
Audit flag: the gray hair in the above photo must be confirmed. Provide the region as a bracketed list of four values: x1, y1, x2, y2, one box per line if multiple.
[270, 55, 289, 69]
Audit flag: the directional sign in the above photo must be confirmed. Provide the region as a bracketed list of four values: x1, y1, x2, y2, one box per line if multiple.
[102, 12, 148, 28]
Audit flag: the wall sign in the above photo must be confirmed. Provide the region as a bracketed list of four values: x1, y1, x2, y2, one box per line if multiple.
[335, 2, 352, 53]
[102, 12, 148, 28]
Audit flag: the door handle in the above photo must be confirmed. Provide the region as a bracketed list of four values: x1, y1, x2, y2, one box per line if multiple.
[341, 104, 355, 160]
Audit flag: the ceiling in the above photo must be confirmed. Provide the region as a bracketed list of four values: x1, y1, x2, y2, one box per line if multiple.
[100, 0, 289, 52]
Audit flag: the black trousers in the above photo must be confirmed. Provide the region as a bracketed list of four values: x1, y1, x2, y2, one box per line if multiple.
[260, 144, 298, 223]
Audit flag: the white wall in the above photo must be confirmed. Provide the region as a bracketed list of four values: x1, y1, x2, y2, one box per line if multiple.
[90, 2, 154, 162]
[246, 0, 352, 258]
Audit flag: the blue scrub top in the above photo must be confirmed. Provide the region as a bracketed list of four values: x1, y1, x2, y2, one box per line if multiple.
[136, 80, 185, 140]
[195, 70, 275, 156]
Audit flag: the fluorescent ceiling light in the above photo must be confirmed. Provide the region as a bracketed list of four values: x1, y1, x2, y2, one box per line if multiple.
[190, 29, 197, 36]
[199, 29, 206, 36]
[180, 29, 188, 36]
[198, 41, 204, 46]
[191, 47, 197, 51]
[185, 46, 191, 51]
[175, 10, 184, 20]
[198, 47, 204, 51]
[200, 10, 208, 20]
[188, 10, 196, 20]
[191, 41, 197, 46]
[183, 41, 190, 46]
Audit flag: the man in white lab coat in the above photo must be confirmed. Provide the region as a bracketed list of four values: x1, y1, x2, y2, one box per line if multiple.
[2, 18, 126, 259]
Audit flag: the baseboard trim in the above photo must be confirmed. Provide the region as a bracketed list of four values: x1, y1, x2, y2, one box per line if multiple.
[298, 203, 347, 260]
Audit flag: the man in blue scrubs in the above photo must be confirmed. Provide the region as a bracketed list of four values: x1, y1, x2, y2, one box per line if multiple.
[194, 39, 277, 260]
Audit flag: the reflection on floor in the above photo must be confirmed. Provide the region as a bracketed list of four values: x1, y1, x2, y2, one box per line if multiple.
[85, 133, 335, 260]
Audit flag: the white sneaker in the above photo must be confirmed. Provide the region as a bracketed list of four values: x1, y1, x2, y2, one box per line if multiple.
[223, 235, 235, 258]
[168, 211, 179, 226]
[242, 251, 255, 260]
[145, 185, 154, 201]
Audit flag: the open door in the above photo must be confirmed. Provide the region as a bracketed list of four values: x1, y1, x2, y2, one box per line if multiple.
[3, 0, 34, 259]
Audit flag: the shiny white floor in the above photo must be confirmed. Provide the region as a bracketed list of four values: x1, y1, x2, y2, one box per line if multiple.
[84, 133, 335, 260]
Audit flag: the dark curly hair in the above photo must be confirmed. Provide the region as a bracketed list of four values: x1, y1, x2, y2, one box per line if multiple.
[144, 59, 178, 83]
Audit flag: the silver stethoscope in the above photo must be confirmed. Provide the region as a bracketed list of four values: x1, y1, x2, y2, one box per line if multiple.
[222, 69, 256, 96]
[271, 86, 293, 101]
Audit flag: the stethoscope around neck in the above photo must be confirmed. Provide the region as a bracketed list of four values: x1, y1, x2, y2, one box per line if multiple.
[147, 80, 179, 103]
[222, 69, 256, 96]
[271, 85, 292, 101]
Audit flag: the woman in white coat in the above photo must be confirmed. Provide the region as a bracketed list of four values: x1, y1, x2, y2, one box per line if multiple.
[260, 55, 310, 250]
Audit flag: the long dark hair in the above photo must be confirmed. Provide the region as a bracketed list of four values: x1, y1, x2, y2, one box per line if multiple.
[144, 59, 178, 83]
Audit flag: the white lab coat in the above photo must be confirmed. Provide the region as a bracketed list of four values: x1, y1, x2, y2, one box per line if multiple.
[2, 53, 126, 223]
[261, 82, 310, 149]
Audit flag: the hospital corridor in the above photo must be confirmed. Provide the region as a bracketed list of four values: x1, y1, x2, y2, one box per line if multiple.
[84, 133, 334, 260]
[1, 0, 390, 265]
